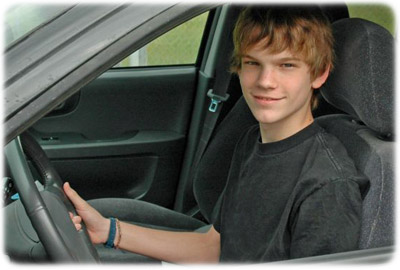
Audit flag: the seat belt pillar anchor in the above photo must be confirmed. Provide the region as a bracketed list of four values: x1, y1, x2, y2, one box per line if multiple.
[207, 89, 229, 113]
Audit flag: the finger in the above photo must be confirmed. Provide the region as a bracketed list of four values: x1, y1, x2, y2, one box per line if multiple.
[75, 223, 82, 231]
[63, 182, 88, 210]
[72, 215, 82, 224]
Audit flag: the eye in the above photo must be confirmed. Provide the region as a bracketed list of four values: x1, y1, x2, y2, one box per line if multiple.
[281, 63, 295, 68]
[243, 60, 259, 66]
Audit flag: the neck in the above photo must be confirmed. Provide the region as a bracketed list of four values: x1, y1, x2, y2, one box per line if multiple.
[259, 113, 314, 144]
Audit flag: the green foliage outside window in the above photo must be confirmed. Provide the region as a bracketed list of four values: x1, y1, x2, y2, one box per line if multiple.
[147, 12, 209, 65]
[115, 12, 209, 68]
[348, 4, 395, 36]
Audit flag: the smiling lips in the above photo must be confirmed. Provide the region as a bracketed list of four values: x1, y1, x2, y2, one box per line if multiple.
[253, 95, 285, 105]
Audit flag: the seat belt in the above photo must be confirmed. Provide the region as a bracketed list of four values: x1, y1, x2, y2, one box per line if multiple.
[175, 5, 239, 215]
[183, 24, 234, 216]
[191, 5, 237, 172]
[191, 45, 232, 172]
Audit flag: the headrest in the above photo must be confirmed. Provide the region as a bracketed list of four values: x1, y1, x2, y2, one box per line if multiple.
[320, 18, 394, 137]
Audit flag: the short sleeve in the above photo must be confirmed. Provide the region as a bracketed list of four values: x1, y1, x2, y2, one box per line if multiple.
[290, 179, 363, 259]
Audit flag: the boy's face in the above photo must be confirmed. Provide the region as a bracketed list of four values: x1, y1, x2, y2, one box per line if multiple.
[238, 41, 328, 133]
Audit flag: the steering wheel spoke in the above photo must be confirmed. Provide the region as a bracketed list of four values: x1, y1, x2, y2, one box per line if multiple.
[5, 134, 99, 262]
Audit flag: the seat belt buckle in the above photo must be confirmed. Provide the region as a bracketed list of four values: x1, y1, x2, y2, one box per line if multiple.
[207, 89, 230, 113]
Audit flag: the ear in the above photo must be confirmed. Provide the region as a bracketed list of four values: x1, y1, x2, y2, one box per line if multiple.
[237, 67, 242, 76]
[311, 66, 330, 89]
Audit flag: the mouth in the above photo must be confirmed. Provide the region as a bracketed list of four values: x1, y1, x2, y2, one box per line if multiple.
[253, 95, 285, 105]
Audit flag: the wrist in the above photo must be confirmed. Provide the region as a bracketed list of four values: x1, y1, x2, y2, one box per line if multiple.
[100, 217, 111, 244]
[104, 217, 121, 249]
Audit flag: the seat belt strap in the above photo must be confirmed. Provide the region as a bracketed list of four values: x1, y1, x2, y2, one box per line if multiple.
[191, 34, 233, 176]
[182, 28, 234, 217]
[179, 5, 237, 215]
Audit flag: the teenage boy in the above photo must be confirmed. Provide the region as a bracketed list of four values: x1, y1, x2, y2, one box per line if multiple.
[64, 5, 369, 263]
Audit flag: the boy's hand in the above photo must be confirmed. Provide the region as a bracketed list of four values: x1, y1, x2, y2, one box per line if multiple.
[63, 182, 110, 245]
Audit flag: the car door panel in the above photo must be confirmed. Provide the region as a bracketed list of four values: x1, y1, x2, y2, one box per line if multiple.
[29, 66, 197, 208]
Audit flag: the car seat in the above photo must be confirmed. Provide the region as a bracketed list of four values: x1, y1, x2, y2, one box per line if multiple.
[316, 18, 394, 249]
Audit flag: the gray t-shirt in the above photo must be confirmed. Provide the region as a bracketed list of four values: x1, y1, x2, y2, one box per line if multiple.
[213, 122, 370, 262]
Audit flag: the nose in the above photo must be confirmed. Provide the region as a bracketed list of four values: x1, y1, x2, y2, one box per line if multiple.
[257, 67, 278, 89]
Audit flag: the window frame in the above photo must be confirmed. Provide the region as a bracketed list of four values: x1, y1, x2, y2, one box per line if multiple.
[111, 8, 216, 70]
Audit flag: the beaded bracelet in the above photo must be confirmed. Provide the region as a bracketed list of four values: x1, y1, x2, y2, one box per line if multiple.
[114, 218, 122, 249]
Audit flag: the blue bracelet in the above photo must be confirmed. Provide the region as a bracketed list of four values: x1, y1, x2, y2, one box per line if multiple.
[104, 217, 116, 248]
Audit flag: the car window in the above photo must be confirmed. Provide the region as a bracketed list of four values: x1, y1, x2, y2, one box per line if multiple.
[347, 3, 395, 36]
[5, 4, 72, 47]
[113, 11, 209, 68]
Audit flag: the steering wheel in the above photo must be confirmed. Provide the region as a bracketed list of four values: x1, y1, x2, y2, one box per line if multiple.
[5, 132, 100, 262]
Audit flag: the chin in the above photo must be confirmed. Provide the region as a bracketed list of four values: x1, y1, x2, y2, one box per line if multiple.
[253, 113, 281, 126]
[248, 106, 276, 121]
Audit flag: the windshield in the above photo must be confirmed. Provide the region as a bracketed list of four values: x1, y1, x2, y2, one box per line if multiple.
[5, 4, 72, 47]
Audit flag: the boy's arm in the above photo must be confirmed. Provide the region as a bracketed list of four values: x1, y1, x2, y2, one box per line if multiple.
[63, 182, 220, 263]
[118, 223, 220, 263]
[290, 179, 363, 258]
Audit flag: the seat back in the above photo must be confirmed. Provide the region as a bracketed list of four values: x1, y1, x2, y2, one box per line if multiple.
[317, 18, 394, 249]
[193, 96, 257, 222]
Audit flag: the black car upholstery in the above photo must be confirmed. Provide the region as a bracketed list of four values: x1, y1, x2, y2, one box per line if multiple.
[317, 18, 394, 249]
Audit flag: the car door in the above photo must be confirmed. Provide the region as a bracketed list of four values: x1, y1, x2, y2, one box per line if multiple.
[27, 10, 214, 209]
[4, 4, 218, 210]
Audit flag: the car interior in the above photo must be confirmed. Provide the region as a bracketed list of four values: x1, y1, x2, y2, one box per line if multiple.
[3, 3, 394, 263]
